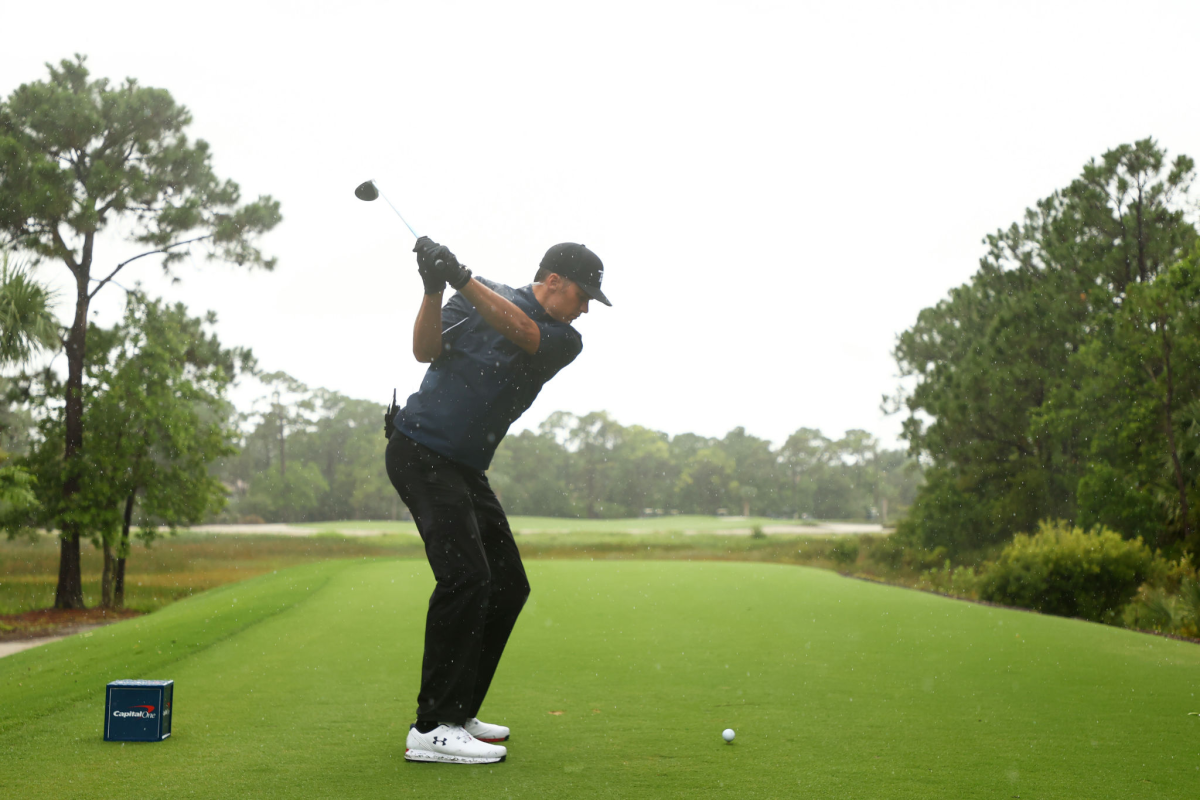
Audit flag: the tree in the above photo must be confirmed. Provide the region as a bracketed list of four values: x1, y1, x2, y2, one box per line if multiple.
[608, 425, 674, 516]
[18, 294, 246, 606]
[835, 429, 880, 518]
[778, 428, 828, 517]
[487, 428, 573, 517]
[241, 462, 329, 523]
[715, 427, 779, 516]
[894, 139, 1197, 553]
[0, 56, 280, 607]
[219, 383, 401, 523]
[298, 392, 394, 521]
[0, 463, 36, 529]
[676, 447, 736, 515]
[1058, 249, 1200, 550]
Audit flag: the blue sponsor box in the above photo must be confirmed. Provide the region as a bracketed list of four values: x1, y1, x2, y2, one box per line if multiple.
[104, 680, 173, 742]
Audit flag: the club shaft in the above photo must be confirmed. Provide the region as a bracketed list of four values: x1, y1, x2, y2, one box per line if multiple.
[376, 186, 420, 239]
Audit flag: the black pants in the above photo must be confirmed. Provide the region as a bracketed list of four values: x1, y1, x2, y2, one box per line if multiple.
[385, 433, 530, 724]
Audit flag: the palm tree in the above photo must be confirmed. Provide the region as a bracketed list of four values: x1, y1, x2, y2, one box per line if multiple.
[0, 249, 59, 366]
[0, 249, 56, 531]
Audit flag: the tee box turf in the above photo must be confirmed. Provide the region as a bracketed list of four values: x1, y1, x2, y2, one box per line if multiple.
[104, 680, 173, 742]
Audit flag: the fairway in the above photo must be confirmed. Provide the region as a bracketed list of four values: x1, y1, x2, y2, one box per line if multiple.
[1, 560, 1197, 798]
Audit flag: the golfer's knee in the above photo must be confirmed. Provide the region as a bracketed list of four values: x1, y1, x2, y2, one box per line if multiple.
[452, 565, 492, 595]
[492, 576, 530, 612]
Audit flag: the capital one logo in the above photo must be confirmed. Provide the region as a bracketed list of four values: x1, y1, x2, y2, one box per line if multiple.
[113, 704, 157, 719]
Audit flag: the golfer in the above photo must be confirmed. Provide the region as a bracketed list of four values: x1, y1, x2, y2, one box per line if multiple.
[387, 237, 610, 764]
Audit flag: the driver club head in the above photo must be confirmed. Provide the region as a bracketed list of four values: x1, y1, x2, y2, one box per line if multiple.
[354, 180, 380, 201]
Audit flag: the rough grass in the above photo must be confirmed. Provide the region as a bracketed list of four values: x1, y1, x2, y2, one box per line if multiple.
[0, 531, 878, 618]
[1, 558, 1198, 798]
[0, 534, 422, 615]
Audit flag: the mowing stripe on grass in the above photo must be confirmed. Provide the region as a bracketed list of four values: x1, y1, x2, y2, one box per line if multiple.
[0, 560, 339, 739]
[1, 559, 1197, 798]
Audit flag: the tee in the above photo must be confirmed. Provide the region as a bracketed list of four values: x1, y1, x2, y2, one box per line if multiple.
[395, 278, 583, 471]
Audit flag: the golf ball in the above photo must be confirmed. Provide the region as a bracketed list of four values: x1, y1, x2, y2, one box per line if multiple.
[722, 728, 735, 742]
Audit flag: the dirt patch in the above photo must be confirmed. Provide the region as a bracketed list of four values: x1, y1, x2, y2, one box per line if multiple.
[0, 607, 143, 642]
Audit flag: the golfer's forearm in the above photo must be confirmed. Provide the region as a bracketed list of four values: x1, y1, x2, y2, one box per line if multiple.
[460, 279, 540, 354]
[413, 293, 443, 362]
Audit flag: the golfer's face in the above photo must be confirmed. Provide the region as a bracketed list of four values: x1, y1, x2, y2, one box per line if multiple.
[547, 279, 590, 323]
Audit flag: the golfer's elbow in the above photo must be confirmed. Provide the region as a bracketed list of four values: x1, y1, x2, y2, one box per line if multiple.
[413, 341, 440, 363]
[516, 319, 540, 355]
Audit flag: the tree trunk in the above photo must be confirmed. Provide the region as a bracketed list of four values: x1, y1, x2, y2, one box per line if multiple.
[1160, 322, 1192, 545]
[100, 538, 115, 609]
[54, 533, 84, 609]
[114, 492, 135, 608]
[742, 498, 750, 517]
[881, 497, 889, 527]
[54, 234, 94, 610]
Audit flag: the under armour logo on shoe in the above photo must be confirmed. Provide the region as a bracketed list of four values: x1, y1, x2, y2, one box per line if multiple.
[432, 736, 447, 745]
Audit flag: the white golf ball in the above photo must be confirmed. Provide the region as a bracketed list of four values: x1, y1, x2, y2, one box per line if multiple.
[722, 728, 735, 742]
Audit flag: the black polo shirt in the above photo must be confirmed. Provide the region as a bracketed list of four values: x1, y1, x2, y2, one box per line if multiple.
[395, 278, 583, 471]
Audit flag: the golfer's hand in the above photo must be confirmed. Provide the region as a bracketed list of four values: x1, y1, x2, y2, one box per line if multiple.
[414, 236, 447, 295]
[417, 239, 472, 291]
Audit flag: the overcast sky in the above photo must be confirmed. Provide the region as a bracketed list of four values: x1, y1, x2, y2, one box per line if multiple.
[4, 0, 1199, 449]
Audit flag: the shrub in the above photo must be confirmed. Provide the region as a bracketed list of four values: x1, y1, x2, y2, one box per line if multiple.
[750, 525, 766, 539]
[861, 535, 901, 569]
[1122, 583, 1200, 638]
[1122, 554, 1200, 637]
[978, 520, 1154, 623]
[902, 545, 949, 571]
[829, 538, 860, 566]
[917, 560, 979, 598]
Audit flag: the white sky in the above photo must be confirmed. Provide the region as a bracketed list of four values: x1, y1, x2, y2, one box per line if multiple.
[4, 0, 1199, 449]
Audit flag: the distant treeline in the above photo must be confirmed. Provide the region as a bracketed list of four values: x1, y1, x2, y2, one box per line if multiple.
[894, 139, 1200, 556]
[217, 393, 922, 523]
[487, 412, 921, 521]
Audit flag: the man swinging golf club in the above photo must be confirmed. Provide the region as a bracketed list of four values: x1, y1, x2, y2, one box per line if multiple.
[386, 237, 610, 764]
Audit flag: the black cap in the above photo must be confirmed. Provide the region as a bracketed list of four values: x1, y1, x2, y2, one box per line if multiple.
[539, 243, 611, 307]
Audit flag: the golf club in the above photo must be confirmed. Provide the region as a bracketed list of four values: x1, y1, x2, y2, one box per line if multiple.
[355, 179, 420, 239]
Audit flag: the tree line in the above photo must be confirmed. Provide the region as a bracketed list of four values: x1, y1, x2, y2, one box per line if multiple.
[486, 412, 920, 521]
[893, 139, 1200, 557]
[216, 402, 923, 524]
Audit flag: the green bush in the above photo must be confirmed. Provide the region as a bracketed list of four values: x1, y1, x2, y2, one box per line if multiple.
[829, 538, 860, 566]
[917, 560, 980, 598]
[1122, 581, 1200, 638]
[1122, 554, 1200, 637]
[978, 520, 1154, 623]
[863, 536, 905, 569]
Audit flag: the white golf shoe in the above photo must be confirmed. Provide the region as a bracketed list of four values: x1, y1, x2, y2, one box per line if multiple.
[464, 717, 510, 743]
[405, 723, 507, 764]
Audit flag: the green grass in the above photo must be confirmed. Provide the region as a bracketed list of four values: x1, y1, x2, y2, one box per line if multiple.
[295, 515, 816, 536]
[2, 559, 1198, 797]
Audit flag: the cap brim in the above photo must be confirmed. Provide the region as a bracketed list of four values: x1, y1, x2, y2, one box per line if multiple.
[579, 283, 612, 307]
